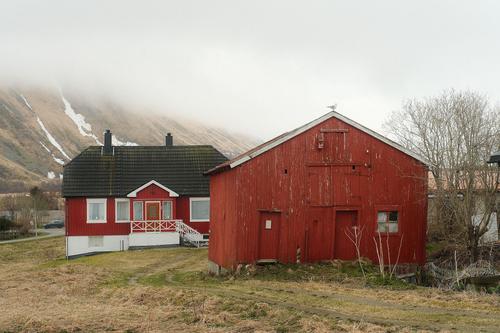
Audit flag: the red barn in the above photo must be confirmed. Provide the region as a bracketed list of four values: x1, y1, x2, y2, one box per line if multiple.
[206, 111, 428, 274]
[63, 131, 227, 258]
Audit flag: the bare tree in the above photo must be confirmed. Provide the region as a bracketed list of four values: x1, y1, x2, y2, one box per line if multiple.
[385, 89, 500, 262]
[344, 225, 366, 278]
[0, 195, 18, 221]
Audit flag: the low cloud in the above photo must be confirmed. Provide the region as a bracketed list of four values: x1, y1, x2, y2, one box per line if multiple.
[2, 1, 500, 139]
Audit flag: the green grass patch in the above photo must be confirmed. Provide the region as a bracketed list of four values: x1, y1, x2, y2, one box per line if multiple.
[366, 275, 416, 290]
[229, 261, 375, 283]
[138, 273, 167, 287]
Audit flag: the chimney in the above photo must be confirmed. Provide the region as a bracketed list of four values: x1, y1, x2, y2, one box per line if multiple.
[103, 129, 113, 154]
[165, 133, 173, 147]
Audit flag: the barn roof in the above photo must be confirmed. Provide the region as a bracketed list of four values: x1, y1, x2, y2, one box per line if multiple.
[63, 145, 228, 197]
[206, 111, 429, 175]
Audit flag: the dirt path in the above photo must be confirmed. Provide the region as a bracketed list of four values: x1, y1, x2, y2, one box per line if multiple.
[2, 238, 499, 332]
[162, 269, 499, 332]
[169, 282, 498, 332]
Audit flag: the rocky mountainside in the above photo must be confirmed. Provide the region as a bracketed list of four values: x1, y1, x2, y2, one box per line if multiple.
[0, 86, 257, 192]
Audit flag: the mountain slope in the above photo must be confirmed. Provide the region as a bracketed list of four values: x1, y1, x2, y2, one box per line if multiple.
[0, 86, 258, 192]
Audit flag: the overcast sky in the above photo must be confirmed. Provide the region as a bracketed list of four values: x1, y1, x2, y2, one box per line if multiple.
[1, 1, 499, 140]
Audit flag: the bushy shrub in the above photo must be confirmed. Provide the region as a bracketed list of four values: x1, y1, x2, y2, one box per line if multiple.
[0, 216, 13, 231]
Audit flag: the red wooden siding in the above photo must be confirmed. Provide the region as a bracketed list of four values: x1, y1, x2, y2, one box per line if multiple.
[177, 197, 210, 234]
[66, 183, 211, 236]
[131, 183, 178, 221]
[65, 197, 131, 236]
[208, 116, 428, 270]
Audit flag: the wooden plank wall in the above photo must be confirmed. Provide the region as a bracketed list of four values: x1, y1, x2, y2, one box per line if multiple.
[208, 117, 428, 270]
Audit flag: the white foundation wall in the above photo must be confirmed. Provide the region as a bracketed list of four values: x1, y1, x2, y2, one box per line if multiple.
[129, 232, 180, 247]
[66, 235, 129, 257]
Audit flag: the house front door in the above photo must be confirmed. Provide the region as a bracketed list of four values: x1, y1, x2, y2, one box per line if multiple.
[145, 202, 160, 220]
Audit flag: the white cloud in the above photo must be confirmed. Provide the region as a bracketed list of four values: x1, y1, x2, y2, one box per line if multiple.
[1, 1, 500, 140]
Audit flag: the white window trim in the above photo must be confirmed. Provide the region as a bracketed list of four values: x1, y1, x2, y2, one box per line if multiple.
[133, 201, 144, 221]
[115, 198, 130, 223]
[190, 197, 210, 222]
[86, 198, 107, 224]
[162, 200, 173, 220]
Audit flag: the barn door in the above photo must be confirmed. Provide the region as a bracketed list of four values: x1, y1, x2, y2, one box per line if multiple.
[257, 212, 281, 262]
[145, 202, 160, 220]
[334, 210, 358, 260]
[306, 207, 334, 262]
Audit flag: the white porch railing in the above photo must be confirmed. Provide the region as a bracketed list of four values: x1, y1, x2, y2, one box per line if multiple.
[130, 220, 208, 248]
[131, 220, 179, 232]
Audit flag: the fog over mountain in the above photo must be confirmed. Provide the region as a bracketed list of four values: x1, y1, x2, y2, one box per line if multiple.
[2, 1, 500, 141]
[0, 85, 258, 192]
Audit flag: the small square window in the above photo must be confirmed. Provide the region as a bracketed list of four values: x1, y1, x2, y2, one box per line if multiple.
[377, 210, 399, 233]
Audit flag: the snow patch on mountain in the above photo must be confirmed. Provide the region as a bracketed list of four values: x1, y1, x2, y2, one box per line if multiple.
[112, 136, 139, 146]
[52, 155, 65, 165]
[36, 117, 71, 160]
[38, 141, 65, 165]
[60, 92, 102, 145]
[19, 94, 33, 111]
[39, 141, 65, 165]
[39, 141, 51, 153]
[47, 171, 56, 179]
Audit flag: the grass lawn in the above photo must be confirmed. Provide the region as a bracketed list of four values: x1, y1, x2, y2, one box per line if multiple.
[0, 237, 499, 332]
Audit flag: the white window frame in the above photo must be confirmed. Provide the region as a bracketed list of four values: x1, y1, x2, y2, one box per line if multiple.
[115, 198, 130, 223]
[190, 197, 210, 222]
[162, 200, 173, 220]
[86, 198, 107, 224]
[133, 201, 144, 221]
[377, 210, 399, 234]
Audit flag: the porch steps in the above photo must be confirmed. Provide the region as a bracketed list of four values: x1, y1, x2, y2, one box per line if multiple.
[176, 221, 208, 248]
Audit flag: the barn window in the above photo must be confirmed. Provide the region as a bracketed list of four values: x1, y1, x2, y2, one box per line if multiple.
[115, 199, 130, 223]
[87, 199, 107, 223]
[133, 201, 143, 221]
[377, 211, 399, 233]
[190, 197, 210, 222]
[162, 201, 173, 219]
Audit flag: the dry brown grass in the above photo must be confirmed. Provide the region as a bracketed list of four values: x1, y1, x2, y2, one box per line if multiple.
[0, 237, 498, 332]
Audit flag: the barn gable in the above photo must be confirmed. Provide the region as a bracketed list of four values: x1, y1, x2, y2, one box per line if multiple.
[207, 111, 428, 175]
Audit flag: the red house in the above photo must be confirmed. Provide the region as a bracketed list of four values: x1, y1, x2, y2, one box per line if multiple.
[206, 111, 428, 274]
[63, 131, 227, 258]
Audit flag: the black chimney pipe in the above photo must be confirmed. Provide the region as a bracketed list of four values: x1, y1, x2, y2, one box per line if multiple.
[103, 129, 113, 154]
[166, 133, 173, 147]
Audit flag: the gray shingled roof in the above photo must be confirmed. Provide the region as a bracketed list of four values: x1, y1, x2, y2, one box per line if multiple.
[62, 146, 228, 197]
